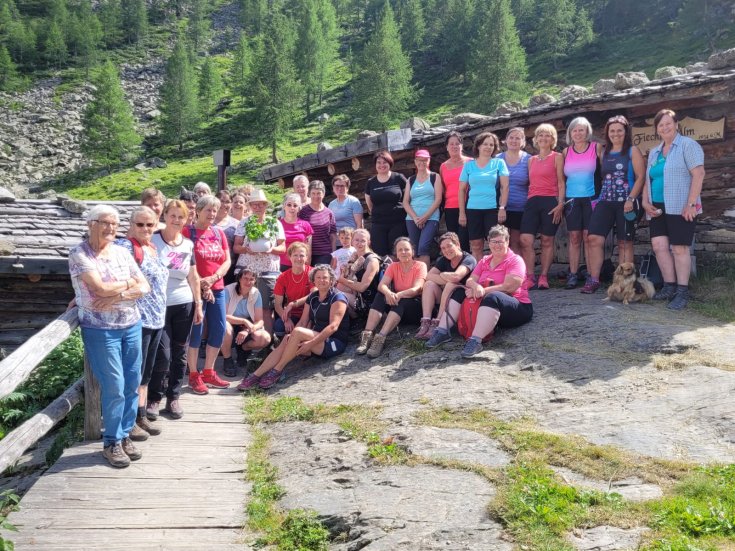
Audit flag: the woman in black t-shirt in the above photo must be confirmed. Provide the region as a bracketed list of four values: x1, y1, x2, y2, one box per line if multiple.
[365, 150, 408, 256]
[415, 232, 477, 339]
[237, 265, 349, 390]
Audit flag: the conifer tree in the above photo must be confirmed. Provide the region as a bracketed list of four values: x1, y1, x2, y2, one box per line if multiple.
[7, 20, 36, 65]
[251, 11, 301, 162]
[240, 0, 266, 34]
[467, 0, 528, 112]
[229, 31, 250, 100]
[187, 0, 209, 52]
[535, 0, 593, 68]
[159, 34, 199, 150]
[399, 0, 425, 57]
[433, 0, 475, 78]
[295, 0, 338, 117]
[82, 61, 141, 167]
[99, 0, 124, 47]
[198, 56, 222, 119]
[44, 20, 68, 67]
[351, 1, 415, 132]
[0, 44, 20, 91]
[121, 0, 148, 45]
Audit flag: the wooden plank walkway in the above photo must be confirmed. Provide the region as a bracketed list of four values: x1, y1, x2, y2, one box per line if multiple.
[3, 385, 252, 550]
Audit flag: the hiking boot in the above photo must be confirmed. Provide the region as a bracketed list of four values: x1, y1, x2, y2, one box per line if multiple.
[426, 328, 452, 348]
[237, 373, 261, 391]
[534, 274, 549, 290]
[356, 331, 373, 355]
[667, 289, 689, 310]
[258, 368, 283, 389]
[145, 400, 160, 421]
[580, 279, 600, 294]
[165, 397, 183, 419]
[366, 334, 387, 359]
[121, 437, 142, 461]
[136, 415, 161, 436]
[565, 273, 579, 289]
[188, 372, 209, 395]
[128, 423, 149, 441]
[460, 337, 484, 358]
[415, 318, 432, 340]
[103, 443, 130, 468]
[202, 369, 230, 389]
[223, 356, 237, 378]
[654, 283, 677, 301]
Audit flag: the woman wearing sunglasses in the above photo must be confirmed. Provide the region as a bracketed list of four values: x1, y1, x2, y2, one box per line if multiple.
[117, 206, 169, 440]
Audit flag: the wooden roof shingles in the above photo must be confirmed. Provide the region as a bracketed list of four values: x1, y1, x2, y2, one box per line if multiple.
[0, 198, 139, 274]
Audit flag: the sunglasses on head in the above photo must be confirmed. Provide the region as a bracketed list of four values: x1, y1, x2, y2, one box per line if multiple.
[135, 222, 156, 228]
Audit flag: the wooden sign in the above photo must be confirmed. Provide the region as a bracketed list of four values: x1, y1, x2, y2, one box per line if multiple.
[632, 116, 725, 155]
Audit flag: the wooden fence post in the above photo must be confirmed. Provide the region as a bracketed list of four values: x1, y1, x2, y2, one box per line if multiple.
[83, 352, 101, 440]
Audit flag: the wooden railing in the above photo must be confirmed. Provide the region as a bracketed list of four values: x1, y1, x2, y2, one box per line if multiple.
[0, 308, 100, 474]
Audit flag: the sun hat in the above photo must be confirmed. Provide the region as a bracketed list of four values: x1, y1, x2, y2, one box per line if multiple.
[247, 188, 270, 204]
[415, 149, 431, 159]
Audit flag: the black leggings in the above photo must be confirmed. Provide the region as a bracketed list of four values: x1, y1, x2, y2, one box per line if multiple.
[369, 292, 422, 324]
[140, 327, 163, 386]
[148, 302, 195, 402]
[370, 220, 407, 257]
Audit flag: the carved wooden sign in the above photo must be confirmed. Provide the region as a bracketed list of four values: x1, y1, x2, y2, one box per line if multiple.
[633, 117, 725, 155]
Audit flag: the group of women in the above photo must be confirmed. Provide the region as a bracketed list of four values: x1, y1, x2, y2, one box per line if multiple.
[69, 108, 704, 468]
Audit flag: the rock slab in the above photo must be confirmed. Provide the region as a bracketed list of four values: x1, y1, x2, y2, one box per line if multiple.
[398, 425, 511, 468]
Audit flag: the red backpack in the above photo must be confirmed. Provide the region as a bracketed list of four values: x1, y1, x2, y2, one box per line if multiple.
[457, 298, 493, 343]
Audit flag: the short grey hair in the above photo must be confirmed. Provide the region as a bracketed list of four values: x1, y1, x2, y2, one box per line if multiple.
[86, 204, 120, 224]
[196, 195, 221, 212]
[130, 205, 158, 222]
[309, 264, 336, 286]
[193, 181, 211, 194]
[565, 117, 594, 145]
[293, 175, 309, 187]
[282, 192, 302, 207]
[308, 180, 326, 195]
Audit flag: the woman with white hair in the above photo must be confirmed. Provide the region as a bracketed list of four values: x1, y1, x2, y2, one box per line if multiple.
[237, 264, 349, 390]
[68, 205, 151, 468]
[562, 117, 603, 289]
[193, 181, 211, 197]
[183, 195, 232, 394]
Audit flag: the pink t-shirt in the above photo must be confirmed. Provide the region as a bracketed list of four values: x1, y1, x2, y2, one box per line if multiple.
[471, 249, 530, 304]
[182, 225, 228, 291]
[384, 261, 427, 292]
[440, 161, 471, 209]
[278, 218, 314, 266]
[528, 151, 561, 198]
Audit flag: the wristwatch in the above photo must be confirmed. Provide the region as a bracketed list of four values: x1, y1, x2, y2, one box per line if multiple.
[498, 206, 506, 210]
[688, 203, 696, 208]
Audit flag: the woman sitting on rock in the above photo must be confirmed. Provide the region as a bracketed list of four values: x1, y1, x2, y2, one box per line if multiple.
[335, 228, 380, 317]
[357, 237, 427, 359]
[415, 232, 477, 340]
[237, 264, 349, 390]
[427, 225, 532, 358]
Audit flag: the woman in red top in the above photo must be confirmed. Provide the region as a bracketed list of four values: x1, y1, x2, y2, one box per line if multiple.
[356, 237, 427, 359]
[273, 242, 314, 338]
[182, 195, 232, 394]
[440, 131, 472, 252]
[519, 124, 566, 290]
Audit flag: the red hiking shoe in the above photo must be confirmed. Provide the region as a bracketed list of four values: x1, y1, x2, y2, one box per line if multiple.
[202, 369, 230, 389]
[188, 372, 209, 395]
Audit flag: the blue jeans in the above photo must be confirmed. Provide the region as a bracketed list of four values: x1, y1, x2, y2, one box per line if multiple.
[189, 289, 226, 349]
[82, 322, 142, 446]
[406, 219, 439, 257]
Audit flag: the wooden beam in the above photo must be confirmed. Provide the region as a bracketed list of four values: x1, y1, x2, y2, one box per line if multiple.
[0, 378, 83, 474]
[0, 257, 71, 275]
[84, 353, 102, 441]
[0, 308, 79, 400]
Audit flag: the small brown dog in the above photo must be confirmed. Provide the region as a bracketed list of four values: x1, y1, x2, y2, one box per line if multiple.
[605, 262, 655, 305]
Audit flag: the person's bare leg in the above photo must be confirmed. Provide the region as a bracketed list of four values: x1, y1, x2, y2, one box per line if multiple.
[421, 281, 441, 318]
[652, 236, 676, 283]
[568, 230, 582, 275]
[586, 234, 606, 279]
[671, 244, 692, 286]
[520, 234, 536, 277]
[539, 235, 555, 276]
[471, 307, 500, 340]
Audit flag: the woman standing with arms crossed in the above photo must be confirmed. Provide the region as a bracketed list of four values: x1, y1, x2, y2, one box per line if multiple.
[642, 109, 705, 310]
[519, 124, 566, 290]
[583, 115, 645, 294]
[365, 151, 408, 257]
[459, 132, 509, 262]
[562, 117, 602, 289]
[183, 195, 232, 394]
[148, 200, 203, 421]
[440, 131, 471, 252]
[496, 127, 531, 254]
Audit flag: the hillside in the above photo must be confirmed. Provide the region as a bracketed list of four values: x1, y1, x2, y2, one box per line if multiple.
[0, 0, 734, 200]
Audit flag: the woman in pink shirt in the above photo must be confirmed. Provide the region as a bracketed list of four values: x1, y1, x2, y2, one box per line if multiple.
[440, 131, 472, 252]
[426, 225, 533, 358]
[356, 237, 427, 359]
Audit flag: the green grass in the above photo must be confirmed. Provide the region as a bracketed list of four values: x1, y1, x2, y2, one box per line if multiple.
[690, 257, 735, 323]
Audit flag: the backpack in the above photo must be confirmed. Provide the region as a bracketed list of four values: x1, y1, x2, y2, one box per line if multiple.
[457, 298, 493, 343]
[639, 251, 663, 289]
[128, 237, 144, 266]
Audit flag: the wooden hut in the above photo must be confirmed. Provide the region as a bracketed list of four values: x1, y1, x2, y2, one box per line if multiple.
[0, 195, 137, 353]
[260, 67, 735, 264]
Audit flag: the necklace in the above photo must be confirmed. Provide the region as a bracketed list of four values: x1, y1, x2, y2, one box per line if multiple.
[290, 270, 306, 284]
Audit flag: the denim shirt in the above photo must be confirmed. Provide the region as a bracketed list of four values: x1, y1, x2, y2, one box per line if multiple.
[645, 133, 704, 216]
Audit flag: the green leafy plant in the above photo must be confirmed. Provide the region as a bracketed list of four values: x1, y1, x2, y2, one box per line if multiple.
[0, 490, 20, 551]
[275, 509, 329, 551]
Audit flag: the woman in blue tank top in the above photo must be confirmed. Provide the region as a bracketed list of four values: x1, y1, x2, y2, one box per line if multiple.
[583, 115, 645, 294]
[404, 149, 443, 268]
